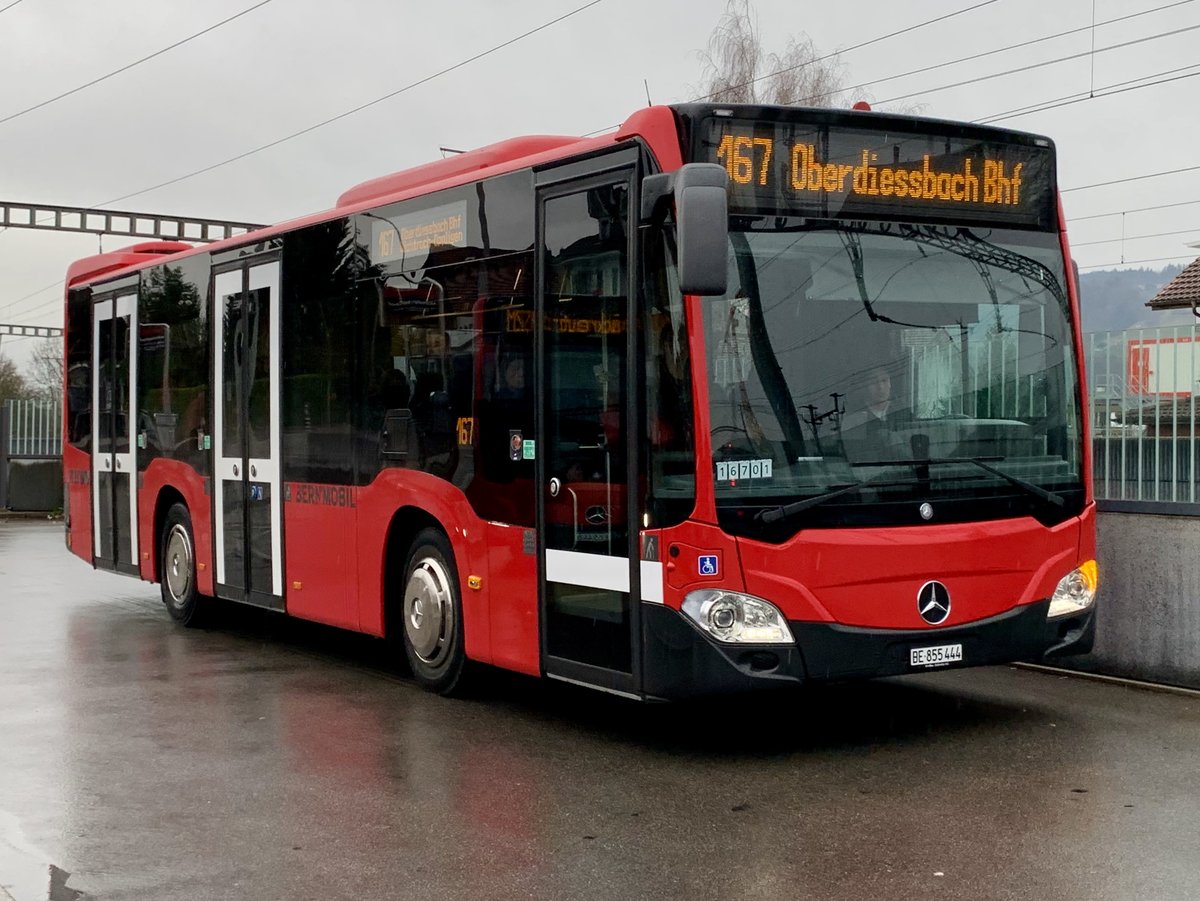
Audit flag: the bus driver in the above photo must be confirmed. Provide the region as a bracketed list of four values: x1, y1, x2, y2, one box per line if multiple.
[839, 364, 907, 463]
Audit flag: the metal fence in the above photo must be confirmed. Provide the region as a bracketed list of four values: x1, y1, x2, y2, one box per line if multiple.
[1086, 325, 1200, 506]
[4, 398, 62, 458]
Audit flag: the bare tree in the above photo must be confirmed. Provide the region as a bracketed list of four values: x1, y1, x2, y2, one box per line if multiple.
[0, 355, 29, 407]
[695, 0, 863, 108]
[25, 336, 64, 401]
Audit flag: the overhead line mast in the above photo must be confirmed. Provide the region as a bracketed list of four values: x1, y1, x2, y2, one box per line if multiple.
[0, 200, 263, 244]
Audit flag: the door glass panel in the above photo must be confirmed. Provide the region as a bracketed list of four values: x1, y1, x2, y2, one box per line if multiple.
[542, 183, 632, 672]
[97, 317, 114, 455]
[113, 316, 131, 457]
[113, 473, 133, 566]
[217, 277, 247, 592]
[223, 480, 245, 589]
[221, 291, 245, 459]
[95, 313, 115, 563]
[112, 312, 136, 567]
[246, 283, 274, 595]
[247, 481, 273, 593]
[246, 287, 272, 461]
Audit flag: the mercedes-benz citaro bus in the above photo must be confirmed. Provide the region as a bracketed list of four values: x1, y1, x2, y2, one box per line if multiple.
[62, 102, 1097, 700]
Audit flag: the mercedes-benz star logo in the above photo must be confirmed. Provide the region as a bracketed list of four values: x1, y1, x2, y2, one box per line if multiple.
[917, 580, 951, 625]
[584, 505, 610, 526]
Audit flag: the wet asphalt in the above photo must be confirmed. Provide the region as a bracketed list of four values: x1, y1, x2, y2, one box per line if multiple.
[1, 519, 1198, 901]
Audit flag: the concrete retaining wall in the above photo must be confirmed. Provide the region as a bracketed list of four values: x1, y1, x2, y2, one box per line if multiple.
[4, 459, 63, 512]
[1061, 512, 1200, 690]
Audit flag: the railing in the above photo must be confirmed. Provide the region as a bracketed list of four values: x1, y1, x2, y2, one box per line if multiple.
[4, 399, 62, 458]
[1086, 325, 1200, 508]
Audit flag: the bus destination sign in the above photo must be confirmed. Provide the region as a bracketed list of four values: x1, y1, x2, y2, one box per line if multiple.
[701, 117, 1055, 229]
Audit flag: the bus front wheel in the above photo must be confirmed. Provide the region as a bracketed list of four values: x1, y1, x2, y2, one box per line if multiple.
[400, 528, 468, 695]
[160, 503, 206, 627]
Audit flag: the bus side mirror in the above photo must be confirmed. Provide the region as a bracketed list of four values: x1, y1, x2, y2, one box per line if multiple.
[642, 164, 729, 297]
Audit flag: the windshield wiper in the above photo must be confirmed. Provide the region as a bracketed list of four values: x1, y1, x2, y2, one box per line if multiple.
[755, 477, 927, 523]
[854, 456, 1066, 508]
[756, 482, 863, 523]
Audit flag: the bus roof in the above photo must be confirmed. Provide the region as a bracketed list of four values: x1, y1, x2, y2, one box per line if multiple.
[335, 136, 581, 208]
[64, 241, 194, 289]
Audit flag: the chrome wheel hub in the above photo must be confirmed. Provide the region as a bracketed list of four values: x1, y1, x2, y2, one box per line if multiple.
[164, 524, 193, 608]
[404, 556, 454, 665]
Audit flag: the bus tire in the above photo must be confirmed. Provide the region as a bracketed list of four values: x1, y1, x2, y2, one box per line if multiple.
[160, 502, 206, 627]
[400, 528, 469, 695]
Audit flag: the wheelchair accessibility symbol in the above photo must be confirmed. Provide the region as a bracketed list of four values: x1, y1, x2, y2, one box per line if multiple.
[698, 555, 719, 577]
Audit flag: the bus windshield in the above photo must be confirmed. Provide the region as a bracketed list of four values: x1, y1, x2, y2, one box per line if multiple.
[700, 217, 1084, 539]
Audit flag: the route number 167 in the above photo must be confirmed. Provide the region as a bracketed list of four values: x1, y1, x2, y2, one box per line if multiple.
[716, 134, 774, 186]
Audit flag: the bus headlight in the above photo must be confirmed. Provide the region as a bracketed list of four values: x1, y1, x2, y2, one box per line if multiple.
[682, 590, 794, 644]
[1048, 560, 1098, 618]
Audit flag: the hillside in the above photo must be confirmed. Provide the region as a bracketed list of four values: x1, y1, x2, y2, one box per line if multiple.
[1078, 263, 1190, 334]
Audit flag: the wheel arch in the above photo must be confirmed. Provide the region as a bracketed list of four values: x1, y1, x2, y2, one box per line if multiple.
[151, 485, 188, 583]
[139, 459, 211, 593]
[382, 506, 450, 643]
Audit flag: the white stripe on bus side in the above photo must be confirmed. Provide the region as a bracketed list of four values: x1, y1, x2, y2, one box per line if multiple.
[544, 550, 665, 603]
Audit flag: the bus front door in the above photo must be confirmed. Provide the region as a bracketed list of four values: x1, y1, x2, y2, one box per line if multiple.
[212, 259, 283, 609]
[536, 159, 641, 697]
[91, 288, 139, 575]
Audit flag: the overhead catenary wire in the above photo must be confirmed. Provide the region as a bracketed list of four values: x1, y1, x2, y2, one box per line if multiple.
[1063, 162, 1200, 194]
[1071, 227, 1200, 248]
[0, 0, 277, 127]
[1078, 254, 1197, 271]
[811, 0, 1194, 108]
[1071, 198, 1200, 222]
[3, 286, 78, 324]
[0, 0, 26, 14]
[872, 22, 1200, 107]
[83, 0, 606, 211]
[0, 279, 65, 319]
[978, 64, 1200, 123]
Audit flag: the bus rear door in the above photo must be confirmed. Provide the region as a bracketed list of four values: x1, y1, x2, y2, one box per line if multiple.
[91, 283, 139, 575]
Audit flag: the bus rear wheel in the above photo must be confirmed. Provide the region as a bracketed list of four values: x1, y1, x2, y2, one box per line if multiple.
[160, 503, 206, 627]
[400, 528, 468, 695]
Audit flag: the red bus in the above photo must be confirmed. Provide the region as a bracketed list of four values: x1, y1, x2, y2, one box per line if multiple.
[62, 102, 1097, 699]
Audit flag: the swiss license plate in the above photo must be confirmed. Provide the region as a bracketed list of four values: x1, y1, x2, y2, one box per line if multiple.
[910, 643, 963, 667]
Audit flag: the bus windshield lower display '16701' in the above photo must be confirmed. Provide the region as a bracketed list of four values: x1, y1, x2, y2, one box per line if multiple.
[703, 117, 1056, 228]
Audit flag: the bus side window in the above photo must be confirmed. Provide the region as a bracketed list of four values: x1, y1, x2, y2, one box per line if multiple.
[466, 292, 536, 527]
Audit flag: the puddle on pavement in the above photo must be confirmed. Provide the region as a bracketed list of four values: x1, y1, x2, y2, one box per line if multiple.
[0, 812, 91, 901]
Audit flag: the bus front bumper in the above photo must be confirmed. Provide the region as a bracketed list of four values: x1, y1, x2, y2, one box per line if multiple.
[641, 599, 1095, 700]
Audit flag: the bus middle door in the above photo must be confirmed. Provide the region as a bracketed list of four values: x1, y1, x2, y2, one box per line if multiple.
[212, 258, 283, 608]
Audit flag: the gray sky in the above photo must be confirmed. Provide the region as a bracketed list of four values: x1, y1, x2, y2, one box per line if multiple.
[1, 0, 1197, 370]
